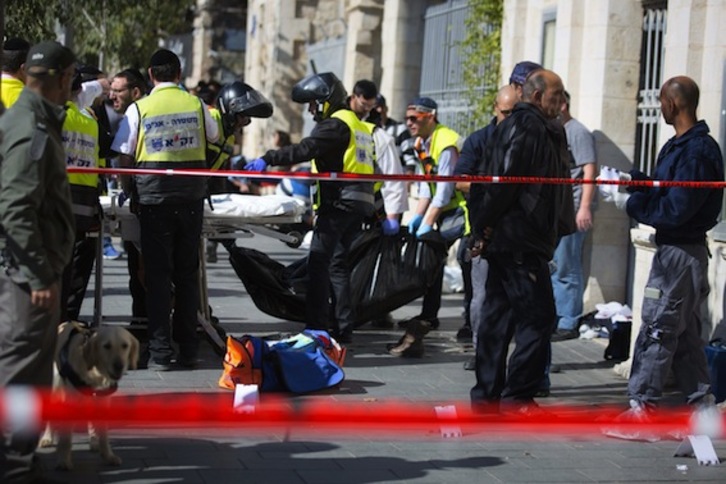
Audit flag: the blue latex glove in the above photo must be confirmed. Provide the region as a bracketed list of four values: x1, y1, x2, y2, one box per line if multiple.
[117, 191, 128, 207]
[382, 218, 400, 236]
[416, 223, 433, 238]
[407, 214, 424, 234]
[244, 157, 268, 172]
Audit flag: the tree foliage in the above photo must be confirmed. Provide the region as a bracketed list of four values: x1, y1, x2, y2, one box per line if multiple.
[4, 0, 195, 72]
[459, 0, 503, 127]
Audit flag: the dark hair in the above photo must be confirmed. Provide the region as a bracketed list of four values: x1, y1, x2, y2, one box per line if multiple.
[2, 37, 30, 73]
[115, 68, 148, 94]
[275, 130, 291, 148]
[353, 79, 377, 99]
[564, 90, 571, 109]
[196, 80, 222, 105]
[150, 64, 180, 83]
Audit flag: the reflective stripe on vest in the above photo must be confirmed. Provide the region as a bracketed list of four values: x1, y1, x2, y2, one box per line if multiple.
[312, 109, 375, 207]
[135, 86, 207, 163]
[365, 121, 386, 195]
[63, 101, 100, 189]
[206, 108, 232, 170]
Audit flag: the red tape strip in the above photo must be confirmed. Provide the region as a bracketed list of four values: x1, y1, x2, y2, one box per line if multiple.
[3, 389, 720, 439]
[67, 167, 726, 189]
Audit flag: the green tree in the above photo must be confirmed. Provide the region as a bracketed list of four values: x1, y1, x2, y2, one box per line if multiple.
[459, 0, 502, 127]
[4, 0, 195, 72]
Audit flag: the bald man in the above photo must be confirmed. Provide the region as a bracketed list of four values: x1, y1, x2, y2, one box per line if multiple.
[468, 70, 574, 411]
[618, 76, 723, 419]
[453, 85, 517, 369]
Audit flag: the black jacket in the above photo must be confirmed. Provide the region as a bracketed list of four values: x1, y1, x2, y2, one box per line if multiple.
[262, 112, 372, 214]
[468, 102, 574, 260]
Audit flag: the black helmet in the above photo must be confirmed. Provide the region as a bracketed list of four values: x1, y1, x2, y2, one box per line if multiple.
[291, 72, 347, 121]
[217, 81, 273, 137]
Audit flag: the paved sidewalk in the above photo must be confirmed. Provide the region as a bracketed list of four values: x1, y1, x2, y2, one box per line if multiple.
[36, 236, 725, 483]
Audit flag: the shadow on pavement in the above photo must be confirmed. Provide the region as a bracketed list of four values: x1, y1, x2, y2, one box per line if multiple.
[37, 438, 505, 483]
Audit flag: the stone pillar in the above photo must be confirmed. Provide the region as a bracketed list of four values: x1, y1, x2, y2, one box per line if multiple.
[548, 0, 642, 315]
[190, 0, 214, 86]
[343, 0, 384, 88]
[378, 0, 438, 120]
[244, 0, 310, 156]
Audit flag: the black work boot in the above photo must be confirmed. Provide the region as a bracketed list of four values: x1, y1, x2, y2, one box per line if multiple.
[387, 319, 430, 358]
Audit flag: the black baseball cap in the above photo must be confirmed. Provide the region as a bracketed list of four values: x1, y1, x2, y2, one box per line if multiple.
[25, 41, 76, 76]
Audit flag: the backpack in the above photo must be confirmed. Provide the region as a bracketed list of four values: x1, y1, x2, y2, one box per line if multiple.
[218, 330, 346, 394]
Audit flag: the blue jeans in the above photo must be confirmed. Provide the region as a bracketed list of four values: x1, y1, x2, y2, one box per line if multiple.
[551, 230, 586, 331]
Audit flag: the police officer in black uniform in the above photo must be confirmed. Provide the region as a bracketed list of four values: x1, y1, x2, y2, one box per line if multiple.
[244, 72, 375, 342]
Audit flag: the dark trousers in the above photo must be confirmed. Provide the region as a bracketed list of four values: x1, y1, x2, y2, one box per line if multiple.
[456, 234, 473, 327]
[60, 232, 97, 322]
[138, 201, 203, 363]
[306, 205, 365, 333]
[419, 236, 460, 321]
[470, 252, 556, 406]
[124, 240, 147, 323]
[0, 270, 59, 482]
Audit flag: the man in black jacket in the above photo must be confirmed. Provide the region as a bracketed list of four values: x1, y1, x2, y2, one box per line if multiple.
[468, 69, 572, 412]
[244, 72, 375, 342]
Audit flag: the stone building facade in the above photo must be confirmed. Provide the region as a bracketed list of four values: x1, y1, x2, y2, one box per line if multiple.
[241, 1, 726, 367]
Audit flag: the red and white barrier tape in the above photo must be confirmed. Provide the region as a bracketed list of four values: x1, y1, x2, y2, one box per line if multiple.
[67, 167, 726, 190]
[1, 387, 722, 438]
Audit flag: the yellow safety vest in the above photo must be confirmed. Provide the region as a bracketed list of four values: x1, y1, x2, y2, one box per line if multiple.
[364, 121, 385, 194]
[0, 76, 24, 108]
[417, 124, 470, 235]
[206, 107, 233, 171]
[135, 86, 207, 164]
[63, 101, 100, 226]
[312, 109, 375, 208]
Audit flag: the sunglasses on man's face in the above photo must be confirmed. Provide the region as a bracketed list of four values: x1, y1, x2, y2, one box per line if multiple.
[406, 113, 430, 123]
[499, 109, 512, 116]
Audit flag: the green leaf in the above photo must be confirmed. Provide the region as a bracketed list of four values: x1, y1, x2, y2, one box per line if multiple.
[458, 0, 503, 128]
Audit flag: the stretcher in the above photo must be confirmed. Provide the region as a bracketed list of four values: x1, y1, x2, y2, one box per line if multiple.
[94, 193, 306, 353]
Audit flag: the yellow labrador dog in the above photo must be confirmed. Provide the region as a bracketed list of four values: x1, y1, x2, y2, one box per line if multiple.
[39, 321, 139, 470]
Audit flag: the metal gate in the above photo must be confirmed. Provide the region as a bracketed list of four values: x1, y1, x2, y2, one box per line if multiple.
[420, 0, 485, 136]
[634, 4, 667, 176]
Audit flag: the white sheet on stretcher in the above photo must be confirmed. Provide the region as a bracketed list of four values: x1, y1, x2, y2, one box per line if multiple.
[100, 193, 306, 242]
[100, 193, 306, 219]
[206, 194, 306, 218]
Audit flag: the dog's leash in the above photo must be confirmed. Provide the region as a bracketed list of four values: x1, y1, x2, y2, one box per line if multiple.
[58, 325, 118, 397]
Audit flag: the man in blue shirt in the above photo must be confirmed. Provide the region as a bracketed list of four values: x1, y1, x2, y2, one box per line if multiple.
[608, 76, 723, 422]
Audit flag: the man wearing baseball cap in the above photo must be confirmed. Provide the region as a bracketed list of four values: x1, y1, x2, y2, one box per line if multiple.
[0, 40, 77, 483]
[388, 96, 467, 357]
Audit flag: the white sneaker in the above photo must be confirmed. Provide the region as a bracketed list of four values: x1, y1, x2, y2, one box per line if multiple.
[603, 399, 661, 442]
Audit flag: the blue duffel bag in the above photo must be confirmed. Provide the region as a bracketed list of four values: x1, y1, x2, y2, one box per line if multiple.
[705, 339, 726, 403]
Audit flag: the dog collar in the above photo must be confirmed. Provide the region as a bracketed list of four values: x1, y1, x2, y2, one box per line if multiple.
[58, 325, 119, 397]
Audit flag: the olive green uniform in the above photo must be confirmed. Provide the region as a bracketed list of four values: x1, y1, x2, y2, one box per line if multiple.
[0, 87, 75, 482]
